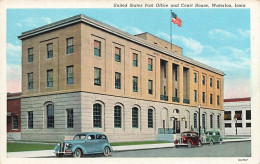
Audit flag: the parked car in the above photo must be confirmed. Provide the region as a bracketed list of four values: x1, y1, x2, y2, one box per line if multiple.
[174, 131, 202, 148]
[204, 130, 223, 145]
[54, 132, 113, 157]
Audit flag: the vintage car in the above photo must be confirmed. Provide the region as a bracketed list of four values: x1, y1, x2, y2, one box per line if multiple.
[54, 132, 113, 157]
[203, 130, 223, 145]
[174, 131, 202, 148]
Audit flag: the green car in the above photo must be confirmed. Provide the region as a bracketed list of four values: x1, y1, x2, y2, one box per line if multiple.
[204, 130, 223, 145]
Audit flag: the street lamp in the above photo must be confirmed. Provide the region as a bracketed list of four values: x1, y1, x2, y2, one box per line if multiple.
[234, 117, 238, 135]
[198, 103, 201, 138]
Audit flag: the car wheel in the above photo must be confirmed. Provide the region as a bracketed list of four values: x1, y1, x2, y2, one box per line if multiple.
[103, 146, 110, 157]
[56, 153, 64, 157]
[210, 140, 214, 146]
[198, 141, 202, 147]
[187, 141, 192, 148]
[175, 145, 179, 148]
[73, 148, 82, 158]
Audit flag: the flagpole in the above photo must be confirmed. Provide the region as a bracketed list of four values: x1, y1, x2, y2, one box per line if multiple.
[170, 10, 172, 50]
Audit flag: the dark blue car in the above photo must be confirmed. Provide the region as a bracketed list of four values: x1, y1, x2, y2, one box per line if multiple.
[54, 132, 113, 157]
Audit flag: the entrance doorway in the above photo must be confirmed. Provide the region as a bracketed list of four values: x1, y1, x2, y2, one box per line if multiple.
[172, 117, 180, 134]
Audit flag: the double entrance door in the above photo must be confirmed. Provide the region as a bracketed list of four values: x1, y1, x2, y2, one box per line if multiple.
[172, 117, 180, 134]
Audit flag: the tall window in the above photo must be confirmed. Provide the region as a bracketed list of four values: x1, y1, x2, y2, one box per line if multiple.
[217, 80, 220, 89]
[93, 104, 102, 128]
[217, 115, 220, 129]
[115, 72, 121, 89]
[28, 48, 33, 62]
[67, 109, 73, 128]
[133, 53, 138, 67]
[47, 43, 53, 58]
[66, 38, 74, 54]
[148, 109, 153, 128]
[246, 110, 251, 120]
[132, 107, 138, 128]
[47, 69, 53, 87]
[133, 76, 138, 92]
[202, 114, 206, 129]
[47, 104, 54, 128]
[94, 67, 101, 86]
[66, 66, 73, 84]
[115, 47, 121, 62]
[148, 58, 153, 71]
[202, 92, 205, 103]
[94, 40, 101, 57]
[202, 75, 205, 85]
[12, 116, 18, 130]
[235, 111, 242, 120]
[210, 94, 213, 104]
[224, 111, 231, 120]
[28, 72, 33, 90]
[175, 89, 178, 97]
[210, 114, 213, 129]
[28, 111, 33, 129]
[210, 78, 213, 87]
[217, 95, 220, 106]
[175, 69, 178, 81]
[114, 106, 121, 128]
[194, 113, 197, 128]
[194, 73, 197, 83]
[148, 80, 153, 94]
[194, 90, 197, 102]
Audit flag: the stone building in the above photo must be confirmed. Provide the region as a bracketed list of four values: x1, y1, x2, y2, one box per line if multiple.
[18, 14, 224, 141]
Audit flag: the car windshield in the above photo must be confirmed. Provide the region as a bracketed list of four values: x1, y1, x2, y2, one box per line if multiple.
[73, 134, 86, 140]
[182, 133, 192, 137]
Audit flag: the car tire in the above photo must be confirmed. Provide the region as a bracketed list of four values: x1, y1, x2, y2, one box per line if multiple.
[103, 146, 110, 157]
[187, 141, 192, 148]
[73, 148, 82, 158]
[210, 140, 214, 146]
[56, 153, 64, 157]
[198, 141, 202, 147]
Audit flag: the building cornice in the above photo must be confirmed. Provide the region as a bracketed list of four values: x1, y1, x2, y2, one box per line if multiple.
[18, 14, 224, 76]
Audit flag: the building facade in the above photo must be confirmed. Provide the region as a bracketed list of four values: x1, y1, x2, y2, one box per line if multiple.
[18, 14, 224, 142]
[224, 97, 251, 136]
[7, 92, 21, 140]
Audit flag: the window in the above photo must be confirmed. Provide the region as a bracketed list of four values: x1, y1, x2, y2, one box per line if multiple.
[210, 114, 213, 128]
[66, 38, 74, 54]
[246, 123, 251, 127]
[148, 58, 153, 71]
[12, 116, 18, 130]
[148, 80, 153, 94]
[94, 40, 101, 57]
[235, 123, 242, 128]
[28, 72, 33, 90]
[210, 94, 213, 104]
[47, 69, 53, 87]
[246, 110, 251, 120]
[175, 69, 178, 81]
[28, 48, 33, 62]
[202, 75, 205, 85]
[28, 111, 33, 129]
[67, 109, 73, 128]
[133, 53, 138, 67]
[148, 109, 153, 128]
[224, 111, 231, 120]
[202, 114, 206, 129]
[133, 76, 138, 92]
[217, 80, 220, 89]
[175, 89, 178, 97]
[235, 111, 242, 120]
[115, 72, 121, 89]
[114, 106, 121, 128]
[217, 95, 220, 106]
[225, 123, 231, 128]
[217, 115, 220, 129]
[94, 67, 101, 86]
[194, 113, 197, 129]
[96, 134, 102, 139]
[47, 43, 53, 58]
[93, 104, 102, 128]
[202, 92, 205, 103]
[132, 107, 138, 128]
[194, 90, 197, 102]
[194, 73, 197, 83]
[115, 47, 121, 62]
[210, 78, 213, 87]
[66, 66, 73, 84]
[47, 104, 54, 128]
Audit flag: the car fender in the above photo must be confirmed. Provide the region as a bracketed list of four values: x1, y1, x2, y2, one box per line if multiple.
[71, 145, 87, 154]
[210, 138, 215, 143]
[187, 139, 194, 145]
[102, 143, 113, 152]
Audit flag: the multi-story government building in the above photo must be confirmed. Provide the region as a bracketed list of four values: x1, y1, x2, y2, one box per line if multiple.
[18, 14, 224, 141]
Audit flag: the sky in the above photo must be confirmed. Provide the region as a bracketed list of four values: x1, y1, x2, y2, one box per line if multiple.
[6, 9, 251, 98]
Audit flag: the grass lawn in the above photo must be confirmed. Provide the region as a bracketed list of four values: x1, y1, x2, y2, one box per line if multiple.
[7, 142, 56, 152]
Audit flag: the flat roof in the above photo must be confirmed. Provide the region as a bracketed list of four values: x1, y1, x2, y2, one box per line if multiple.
[224, 97, 251, 102]
[18, 14, 224, 76]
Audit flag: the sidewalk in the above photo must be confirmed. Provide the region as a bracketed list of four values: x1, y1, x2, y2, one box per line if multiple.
[7, 138, 251, 158]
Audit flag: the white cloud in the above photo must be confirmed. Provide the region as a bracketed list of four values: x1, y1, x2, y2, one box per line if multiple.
[209, 29, 237, 38]
[17, 16, 52, 28]
[6, 43, 21, 61]
[41, 16, 52, 24]
[122, 27, 143, 35]
[7, 64, 21, 92]
[238, 29, 250, 37]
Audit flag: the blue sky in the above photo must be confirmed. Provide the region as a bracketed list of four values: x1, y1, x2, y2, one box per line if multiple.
[6, 9, 250, 98]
